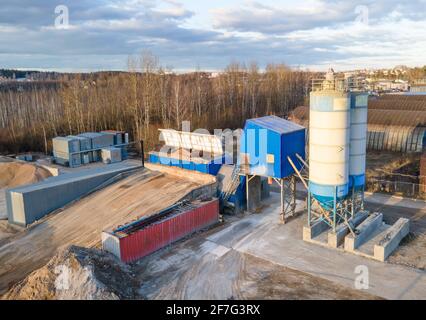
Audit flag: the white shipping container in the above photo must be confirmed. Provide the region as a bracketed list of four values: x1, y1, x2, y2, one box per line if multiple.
[101, 147, 122, 164]
[52, 137, 80, 154]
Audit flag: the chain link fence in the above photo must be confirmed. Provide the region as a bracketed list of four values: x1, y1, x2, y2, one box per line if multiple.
[366, 178, 426, 199]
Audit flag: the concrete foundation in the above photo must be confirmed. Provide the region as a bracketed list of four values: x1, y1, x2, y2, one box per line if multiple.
[247, 176, 262, 212]
[344, 212, 383, 251]
[328, 211, 369, 248]
[260, 178, 270, 200]
[7, 163, 142, 226]
[374, 218, 410, 262]
[303, 219, 330, 241]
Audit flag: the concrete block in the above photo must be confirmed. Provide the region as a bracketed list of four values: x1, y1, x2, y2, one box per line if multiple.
[374, 218, 410, 262]
[260, 177, 270, 200]
[303, 219, 330, 241]
[344, 212, 383, 251]
[247, 176, 261, 212]
[328, 211, 369, 248]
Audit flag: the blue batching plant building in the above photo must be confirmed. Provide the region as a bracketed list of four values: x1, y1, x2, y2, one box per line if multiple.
[240, 115, 306, 222]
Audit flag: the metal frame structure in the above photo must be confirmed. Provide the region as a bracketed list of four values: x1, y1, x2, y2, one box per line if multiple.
[243, 153, 307, 224]
[307, 185, 365, 233]
[275, 176, 296, 224]
[244, 173, 298, 224]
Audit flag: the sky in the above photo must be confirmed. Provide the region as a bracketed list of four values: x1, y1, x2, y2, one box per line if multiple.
[0, 0, 425, 72]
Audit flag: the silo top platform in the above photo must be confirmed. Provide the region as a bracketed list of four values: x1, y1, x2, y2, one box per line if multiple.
[246, 115, 305, 134]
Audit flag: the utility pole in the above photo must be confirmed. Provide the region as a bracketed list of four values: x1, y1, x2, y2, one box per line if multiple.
[140, 140, 145, 167]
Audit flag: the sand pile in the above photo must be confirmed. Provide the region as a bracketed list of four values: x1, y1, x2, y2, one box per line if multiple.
[0, 162, 52, 188]
[3, 246, 139, 300]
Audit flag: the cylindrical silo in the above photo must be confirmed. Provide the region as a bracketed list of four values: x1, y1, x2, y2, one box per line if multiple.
[349, 92, 368, 191]
[309, 89, 351, 203]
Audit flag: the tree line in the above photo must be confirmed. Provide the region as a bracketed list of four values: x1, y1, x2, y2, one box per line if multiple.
[0, 53, 314, 154]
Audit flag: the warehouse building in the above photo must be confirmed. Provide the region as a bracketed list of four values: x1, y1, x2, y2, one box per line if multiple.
[290, 95, 426, 153]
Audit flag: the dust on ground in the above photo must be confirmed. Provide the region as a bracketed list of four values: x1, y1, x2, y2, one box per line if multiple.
[364, 200, 426, 270]
[0, 221, 21, 243]
[366, 151, 419, 182]
[388, 233, 426, 270]
[134, 232, 380, 300]
[0, 168, 208, 295]
[5, 239, 379, 300]
[3, 245, 139, 300]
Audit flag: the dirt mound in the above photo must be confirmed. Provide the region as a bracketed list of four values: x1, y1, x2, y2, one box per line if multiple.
[3, 246, 139, 300]
[0, 162, 52, 188]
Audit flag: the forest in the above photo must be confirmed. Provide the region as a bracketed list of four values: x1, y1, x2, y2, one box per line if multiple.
[0, 53, 314, 154]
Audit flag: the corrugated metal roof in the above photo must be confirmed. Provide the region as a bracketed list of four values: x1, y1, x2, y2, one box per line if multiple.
[247, 115, 305, 134]
[290, 105, 426, 127]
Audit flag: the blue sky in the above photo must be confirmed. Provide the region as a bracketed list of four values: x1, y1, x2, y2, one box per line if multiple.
[0, 0, 425, 72]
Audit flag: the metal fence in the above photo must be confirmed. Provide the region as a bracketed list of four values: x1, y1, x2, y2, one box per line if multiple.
[366, 178, 425, 199]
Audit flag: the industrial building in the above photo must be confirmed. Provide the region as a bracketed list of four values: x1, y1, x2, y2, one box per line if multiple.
[239, 115, 305, 222]
[290, 94, 426, 153]
[1, 70, 421, 301]
[52, 130, 129, 167]
[7, 162, 140, 226]
[301, 70, 409, 261]
[149, 129, 245, 213]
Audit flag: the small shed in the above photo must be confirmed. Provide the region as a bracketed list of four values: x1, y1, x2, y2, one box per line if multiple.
[240, 115, 306, 179]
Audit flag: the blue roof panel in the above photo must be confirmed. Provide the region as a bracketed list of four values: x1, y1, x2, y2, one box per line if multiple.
[246, 115, 305, 134]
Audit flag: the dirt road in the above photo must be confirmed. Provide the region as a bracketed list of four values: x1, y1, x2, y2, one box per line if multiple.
[135, 221, 379, 300]
[0, 167, 212, 295]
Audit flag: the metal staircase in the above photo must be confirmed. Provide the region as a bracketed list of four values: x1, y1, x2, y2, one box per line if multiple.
[219, 165, 241, 208]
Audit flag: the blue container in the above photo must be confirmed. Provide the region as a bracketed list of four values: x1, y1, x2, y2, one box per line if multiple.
[240, 116, 306, 179]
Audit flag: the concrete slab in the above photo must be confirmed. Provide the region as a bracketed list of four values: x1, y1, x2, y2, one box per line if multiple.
[303, 219, 330, 242]
[345, 213, 383, 251]
[328, 211, 369, 248]
[207, 193, 425, 300]
[374, 218, 410, 262]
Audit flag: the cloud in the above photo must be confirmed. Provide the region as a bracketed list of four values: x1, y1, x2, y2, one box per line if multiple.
[212, 0, 426, 34]
[0, 0, 424, 71]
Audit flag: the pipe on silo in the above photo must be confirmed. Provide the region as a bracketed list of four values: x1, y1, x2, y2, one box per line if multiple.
[349, 93, 368, 190]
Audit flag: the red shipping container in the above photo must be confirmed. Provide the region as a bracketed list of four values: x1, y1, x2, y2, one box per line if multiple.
[102, 198, 219, 263]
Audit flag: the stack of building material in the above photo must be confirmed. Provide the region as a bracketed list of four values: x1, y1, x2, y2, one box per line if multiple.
[52, 136, 81, 167]
[68, 135, 91, 164]
[16, 154, 33, 162]
[53, 131, 128, 167]
[101, 147, 122, 164]
[78, 132, 115, 162]
[101, 130, 129, 145]
[101, 130, 130, 159]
